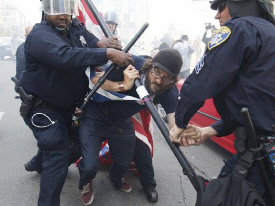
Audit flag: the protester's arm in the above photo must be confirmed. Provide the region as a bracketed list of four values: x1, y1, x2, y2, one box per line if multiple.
[167, 112, 175, 129]
[168, 113, 186, 144]
[91, 65, 140, 92]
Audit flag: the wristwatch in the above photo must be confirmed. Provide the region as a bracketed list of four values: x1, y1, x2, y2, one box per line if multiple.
[118, 82, 126, 92]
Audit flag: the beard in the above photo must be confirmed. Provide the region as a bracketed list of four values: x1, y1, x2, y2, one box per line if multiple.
[144, 76, 169, 96]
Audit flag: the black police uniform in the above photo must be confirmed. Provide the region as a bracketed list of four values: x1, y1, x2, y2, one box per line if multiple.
[176, 16, 275, 135]
[175, 16, 275, 201]
[19, 19, 108, 206]
[15, 42, 25, 80]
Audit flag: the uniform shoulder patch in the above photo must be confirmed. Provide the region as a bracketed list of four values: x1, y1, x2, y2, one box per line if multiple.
[208, 26, 231, 50]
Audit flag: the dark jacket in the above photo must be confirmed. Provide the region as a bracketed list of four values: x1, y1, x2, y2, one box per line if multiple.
[20, 19, 108, 111]
[175, 16, 275, 136]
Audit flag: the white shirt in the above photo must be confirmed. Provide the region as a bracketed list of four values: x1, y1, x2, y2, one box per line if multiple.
[173, 41, 195, 72]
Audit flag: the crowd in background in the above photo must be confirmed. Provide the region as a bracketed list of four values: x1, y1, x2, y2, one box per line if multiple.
[148, 27, 215, 79]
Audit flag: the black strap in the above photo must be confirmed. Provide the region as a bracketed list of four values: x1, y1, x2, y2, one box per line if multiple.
[34, 101, 58, 111]
[233, 151, 253, 179]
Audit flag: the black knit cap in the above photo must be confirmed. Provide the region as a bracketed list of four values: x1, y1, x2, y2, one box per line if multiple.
[152, 48, 183, 78]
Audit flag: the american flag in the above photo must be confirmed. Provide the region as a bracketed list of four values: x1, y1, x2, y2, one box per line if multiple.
[76, 0, 104, 39]
[75, 1, 154, 168]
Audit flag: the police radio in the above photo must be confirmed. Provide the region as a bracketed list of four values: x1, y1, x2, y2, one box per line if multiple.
[241, 108, 275, 203]
[262, 126, 275, 177]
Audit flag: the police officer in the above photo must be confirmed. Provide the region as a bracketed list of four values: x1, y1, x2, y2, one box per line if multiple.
[19, 0, 133, 205]
[169, 0, 275, 205]
[15, 25, 33, 80]
[104, 11, 119, 36]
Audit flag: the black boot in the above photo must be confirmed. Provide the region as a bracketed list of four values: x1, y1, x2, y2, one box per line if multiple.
[24, 161, 42, 174]
[143, 186, 158, 203]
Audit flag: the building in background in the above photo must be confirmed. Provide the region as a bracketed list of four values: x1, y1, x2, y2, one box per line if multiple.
[0, 0, 25, 38]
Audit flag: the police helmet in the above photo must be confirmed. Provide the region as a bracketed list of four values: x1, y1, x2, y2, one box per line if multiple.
[42, 0, 76, 15]
[104, 11, 119, 25]
[210, 0, 275, 25]
[228, 0, 262, 18]
[210, 0, 227, 10]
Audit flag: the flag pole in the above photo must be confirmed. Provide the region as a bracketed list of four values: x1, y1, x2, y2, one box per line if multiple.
[79, 0, 148, 110]
[83, 0, 205, 199]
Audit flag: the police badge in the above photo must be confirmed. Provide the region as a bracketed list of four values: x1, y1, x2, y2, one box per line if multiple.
[208, 26, 231, 50]
[79, 35, 87, 47]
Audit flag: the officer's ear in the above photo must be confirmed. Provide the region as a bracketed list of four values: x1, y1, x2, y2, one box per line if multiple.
[41, 11, 46, 20]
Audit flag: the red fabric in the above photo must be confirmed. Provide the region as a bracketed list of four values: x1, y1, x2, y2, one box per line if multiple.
[78, 0, 102, 25]
[98, 109, 153, 166]
[131, 109, 154, 156]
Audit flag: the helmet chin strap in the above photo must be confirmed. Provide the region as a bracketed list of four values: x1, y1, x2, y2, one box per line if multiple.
[54, 26, 69, 35]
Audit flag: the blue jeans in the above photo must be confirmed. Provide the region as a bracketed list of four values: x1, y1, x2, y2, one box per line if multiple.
[78, 103, 136, 189]
[24, 108, 72, 206]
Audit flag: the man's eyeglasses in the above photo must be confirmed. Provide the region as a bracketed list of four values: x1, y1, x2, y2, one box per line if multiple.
[217, 2, 227, 13]
[151, 67, 174, 84]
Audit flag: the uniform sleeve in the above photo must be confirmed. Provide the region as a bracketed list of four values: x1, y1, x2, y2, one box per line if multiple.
[175, 21, 260, 129]
[211, 119, 235, 137]
[26, 26, 108, 70]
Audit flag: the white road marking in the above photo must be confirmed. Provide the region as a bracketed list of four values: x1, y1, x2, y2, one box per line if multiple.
[0, 112, 5, 120]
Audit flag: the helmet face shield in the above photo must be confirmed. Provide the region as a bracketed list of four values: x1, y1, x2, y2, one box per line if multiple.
[260, 0, 275, 24]
[42, 0, 76, 15]
[260, 0, 275, 16]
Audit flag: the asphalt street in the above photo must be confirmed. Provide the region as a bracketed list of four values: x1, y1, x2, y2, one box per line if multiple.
[0, 59, 232, 206]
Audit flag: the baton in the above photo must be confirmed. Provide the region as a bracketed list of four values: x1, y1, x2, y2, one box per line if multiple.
[80, 1, 148, 110]
[134, 80, 203, 192]
[84, 0, 204, 198]
[240, 108, 275, 205]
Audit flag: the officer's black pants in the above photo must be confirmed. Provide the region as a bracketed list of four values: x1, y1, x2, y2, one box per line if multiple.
[24, 108, 72, 206]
